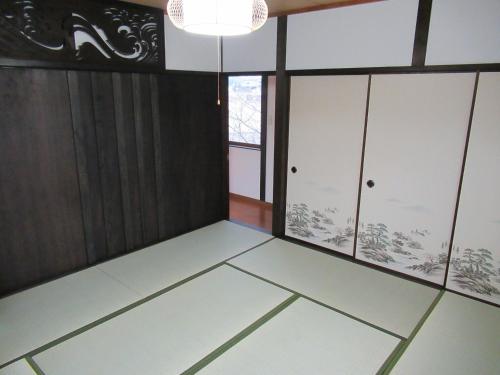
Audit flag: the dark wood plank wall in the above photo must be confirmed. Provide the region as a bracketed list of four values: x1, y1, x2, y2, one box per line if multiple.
[156, 74, 226, 238]
[67, 71, 108, 264]
[132, 74, 160, 245]
[0, 69, 87, 293]
[0, 68, 226, 296]
[112, 73, 144, 251]
[91, 72, 128, 258]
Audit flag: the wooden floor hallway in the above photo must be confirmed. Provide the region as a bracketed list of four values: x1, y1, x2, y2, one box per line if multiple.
[229, 193, 273, 233]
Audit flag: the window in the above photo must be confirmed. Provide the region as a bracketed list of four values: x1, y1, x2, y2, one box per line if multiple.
[228, 75, 262, 147]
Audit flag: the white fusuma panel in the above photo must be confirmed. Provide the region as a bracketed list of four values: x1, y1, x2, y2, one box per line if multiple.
[357, 73, 475, 284]
[286, 75, 368, 255]
[446, 72, 500, 305]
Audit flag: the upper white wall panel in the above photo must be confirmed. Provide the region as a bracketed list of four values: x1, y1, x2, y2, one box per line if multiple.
[426, 0, 500, 65]
[164, 15, 218, 72]
[286, 0, 419, 70]
[223, 18, 277, 72]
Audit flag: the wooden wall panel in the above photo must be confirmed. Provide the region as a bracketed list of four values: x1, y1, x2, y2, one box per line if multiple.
[132, 74, 159, 244]
[91, 72, 127, 258]
[112, 73, 144, 251]
[156, 74, 225, 237]
[0, 68, 226, 296]
[67, 70, 107, 263]
[0, 69, 87, 294]
[149, 74, 166, 239]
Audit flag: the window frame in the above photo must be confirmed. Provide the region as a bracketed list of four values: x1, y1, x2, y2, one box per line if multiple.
[228, 75, 265, 150]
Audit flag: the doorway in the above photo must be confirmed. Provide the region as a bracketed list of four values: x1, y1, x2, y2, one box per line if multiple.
[227, 75, 276, 233]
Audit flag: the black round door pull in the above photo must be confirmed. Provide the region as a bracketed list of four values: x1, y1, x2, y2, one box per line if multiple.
[291, 167, 297, 174]
[367, 180, 375, 188]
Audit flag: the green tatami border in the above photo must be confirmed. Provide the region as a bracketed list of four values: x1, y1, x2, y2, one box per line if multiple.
[377, 289, 445, 374]
[182, 294, 301, 375]
[0, 237, 276, 370]
[25, 357, 46, 375]
[225, 262, 406, 341]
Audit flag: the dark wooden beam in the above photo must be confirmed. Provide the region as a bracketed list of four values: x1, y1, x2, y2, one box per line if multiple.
[221, 75, 230, 220]
[260, 76, 269, 202]
[443, 72, 480, 287]
[412, 0, 433, 67]
[353, 75, 372, 259]
[272, 16, 291, 237]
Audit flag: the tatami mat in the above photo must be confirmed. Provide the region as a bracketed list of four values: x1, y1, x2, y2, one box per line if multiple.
[33, 266, 291, 375]
[229, 239, 439, 337]
[0, 360, 36, 375]
[200, 298, 400, 375]
[98, 220, 273, 296]
[391, 292, 500, 375]
[0, 221, 270, 368]
[4, 223, 495, 375]
[0, 268, 139, 366]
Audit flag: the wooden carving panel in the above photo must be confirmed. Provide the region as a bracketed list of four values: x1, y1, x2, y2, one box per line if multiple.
[0, 0, 164, 68]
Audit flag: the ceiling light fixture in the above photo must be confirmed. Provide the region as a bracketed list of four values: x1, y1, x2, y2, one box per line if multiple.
[166, 0, 268, 106]
[167, 0, 269, 37]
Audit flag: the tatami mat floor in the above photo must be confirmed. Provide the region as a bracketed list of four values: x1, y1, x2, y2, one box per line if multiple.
[0, 221, 498, 375]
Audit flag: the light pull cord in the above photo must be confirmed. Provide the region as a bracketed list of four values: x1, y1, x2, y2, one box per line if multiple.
[217, 35, 221, 106]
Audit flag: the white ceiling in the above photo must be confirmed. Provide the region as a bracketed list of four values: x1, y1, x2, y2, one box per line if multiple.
[122, 0, 381, 16]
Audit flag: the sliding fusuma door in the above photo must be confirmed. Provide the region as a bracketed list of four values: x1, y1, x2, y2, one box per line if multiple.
[356, 73, 475, 284]
[286, 76, 368, 255]
[446, 72, 500, 304]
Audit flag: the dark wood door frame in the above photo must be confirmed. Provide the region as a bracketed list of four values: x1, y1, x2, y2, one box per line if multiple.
[272, 16, 290, 237]
[260, 75, 269, 202]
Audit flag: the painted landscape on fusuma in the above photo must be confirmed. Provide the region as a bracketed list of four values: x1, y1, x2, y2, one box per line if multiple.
[447, 245, 500, 304]
[286, 202, 355, 255]
[356, 222, 449, 283]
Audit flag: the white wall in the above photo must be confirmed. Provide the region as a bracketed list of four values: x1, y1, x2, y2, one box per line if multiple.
[223, 18, 277, 72]
[164, 0, 500, 72]
[229, 146, 261, 200]
[164, 15, 218, 71]
[265, 76, 276, 203]
[164, 15, 277, 72]
[426, 0, 500, 65]
[286, 0, 419, 70]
